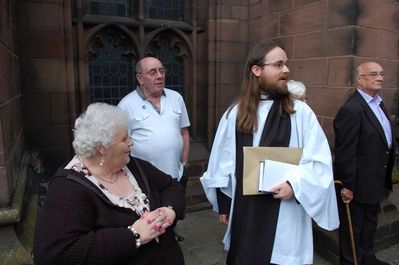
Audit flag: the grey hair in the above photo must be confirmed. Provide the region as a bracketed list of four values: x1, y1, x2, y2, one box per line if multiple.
[135, 60, 143, 73]
[287, 80, 306, 99]
[72, 103, 129, 158]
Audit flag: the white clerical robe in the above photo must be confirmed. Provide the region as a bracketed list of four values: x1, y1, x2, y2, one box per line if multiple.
[200, 99, 339, 265]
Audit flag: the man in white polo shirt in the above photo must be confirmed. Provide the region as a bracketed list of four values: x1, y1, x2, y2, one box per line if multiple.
[118, 57, 190, 189]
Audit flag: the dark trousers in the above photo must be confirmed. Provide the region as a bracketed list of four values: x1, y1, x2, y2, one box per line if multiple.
[338, 200, 379, 265]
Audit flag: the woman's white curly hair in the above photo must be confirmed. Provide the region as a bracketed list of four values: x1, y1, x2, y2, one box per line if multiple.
[287, 80, 306, 100]
[72, 103, 129, 157]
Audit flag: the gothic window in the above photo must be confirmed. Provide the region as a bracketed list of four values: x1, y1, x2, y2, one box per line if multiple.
[85, 0, 130, 16]
[145, 0, 184, 21]
[88, 31, 135, 105]
[148, 35, 184, 94]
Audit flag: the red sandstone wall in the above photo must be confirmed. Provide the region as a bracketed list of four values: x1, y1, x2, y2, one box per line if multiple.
[244, 0, 399, 146]
[0, 0, 24, 206]
[16, 0, 76, 167]
[207, 0, 250, 146]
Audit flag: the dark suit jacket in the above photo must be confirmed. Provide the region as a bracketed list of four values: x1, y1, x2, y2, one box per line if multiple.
[334, 90, 395, 204]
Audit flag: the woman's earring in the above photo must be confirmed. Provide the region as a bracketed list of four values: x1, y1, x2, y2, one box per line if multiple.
[100, 156, 104, 167]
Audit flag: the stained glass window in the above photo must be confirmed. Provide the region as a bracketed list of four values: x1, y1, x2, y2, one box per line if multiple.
[149, 37, 184, 94]
[145, 0, 184, 21]
[89, 33, 134, 105]
[85, 0, 130, 16]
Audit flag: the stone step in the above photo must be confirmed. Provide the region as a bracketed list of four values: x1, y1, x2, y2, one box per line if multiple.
[314, 203, 399, 264]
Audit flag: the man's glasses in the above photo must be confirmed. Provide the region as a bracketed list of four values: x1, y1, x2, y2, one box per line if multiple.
[138, 68, 167, 77]
[260, 61, 289, 70]
[359, 72, 385, 78]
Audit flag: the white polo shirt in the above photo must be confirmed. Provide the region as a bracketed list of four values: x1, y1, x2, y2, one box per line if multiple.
[118, 87, 190, 180]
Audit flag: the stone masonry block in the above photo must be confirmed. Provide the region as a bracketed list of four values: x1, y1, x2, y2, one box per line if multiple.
[219, 20, 241, 41]
[232, 6, 248, 20]
[276, 36, 294, 59]
[220, 42, 247, 63]
[322, 117, 335, 148]
[223, 4, 233, 19]
[15, 1, 28, 31]
[379, 88, 398, 116]
[22, 93, 50, 126]
[326, 28, 357, 56]
[219, 62, 241, 85]
[354, 27, 378, 57]
[307, 87, 350, 117]
[294, 28, 355, 59]
[249, 14, 279, 41]
[280, 1, 326, 35]
[289, 58, 328, 86]
[219, 84, 239, 107]
[269, 0, 293, 12]
[328, 57, 355, 87]
[260, 14, 279, 39]
[27, 2, 62, 32]
[0, 44, 11, 104]
[207, 20, 216, 42]
[249, 2, 266, 19]
[379, 61, 398, 89]
[0, 166, 11, 207]
[327, 0, 358, 29]
[32, 59, 67, 92]
[20, 59, 36, 93]
[17, 32, 65, 58]
[0, 98, 22, 158]
[239, 22, 248, 42]
[357, 0, 399, 32]
[378, 31, 399, 60]
[7, 24, 14, 54]
[50, 93, 69, 124]
[248, 17, 261, 40]
[0, 4, 8, 45]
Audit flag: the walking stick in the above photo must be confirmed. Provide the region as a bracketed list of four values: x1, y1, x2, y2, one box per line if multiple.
[335, 180, 358, 265]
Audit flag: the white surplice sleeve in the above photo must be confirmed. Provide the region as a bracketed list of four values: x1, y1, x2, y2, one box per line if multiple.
[286, 101, 339, 230]
[200, 107, 237, 213]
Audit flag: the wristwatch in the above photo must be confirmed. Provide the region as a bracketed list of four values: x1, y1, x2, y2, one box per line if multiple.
[128, 225, 141, 248]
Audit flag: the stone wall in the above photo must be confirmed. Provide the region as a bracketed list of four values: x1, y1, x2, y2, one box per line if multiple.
[0, 0, 24, 207]
[206, 0, 249, 146]
[16, 0, 76, 168]
[247, 0, 399, 146]
[206, 0, 399, 147]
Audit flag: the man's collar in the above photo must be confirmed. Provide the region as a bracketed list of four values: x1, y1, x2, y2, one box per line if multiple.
[136, 86, 166, 100]
[357, 88, 381, 104]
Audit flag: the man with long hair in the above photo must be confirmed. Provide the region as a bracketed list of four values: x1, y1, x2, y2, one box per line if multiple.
[201, 41, 339, 265]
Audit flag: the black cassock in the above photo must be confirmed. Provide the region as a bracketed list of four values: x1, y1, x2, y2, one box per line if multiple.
[217, 100, 291, 265]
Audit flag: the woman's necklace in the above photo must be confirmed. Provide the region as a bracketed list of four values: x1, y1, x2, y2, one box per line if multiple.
[80, 157, 119, 184]
[94, 172, 119, 184]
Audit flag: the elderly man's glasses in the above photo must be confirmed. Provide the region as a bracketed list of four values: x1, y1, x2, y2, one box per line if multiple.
[359, 72, 385, 78]
[260, 61, 289, 70]
[138, 68, 167, 77]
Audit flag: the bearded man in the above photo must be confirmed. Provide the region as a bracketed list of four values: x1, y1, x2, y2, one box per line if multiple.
[200, 41, 339, 265]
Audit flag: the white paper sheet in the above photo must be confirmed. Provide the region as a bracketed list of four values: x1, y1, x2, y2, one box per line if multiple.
[258, 159, 298, 193]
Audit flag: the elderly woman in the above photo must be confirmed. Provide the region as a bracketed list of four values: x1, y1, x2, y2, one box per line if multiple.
[287, 80, 307, 102]
[33, 103, 185, 265]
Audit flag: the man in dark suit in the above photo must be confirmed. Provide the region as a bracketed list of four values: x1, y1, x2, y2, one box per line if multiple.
[334, 62, 395, 265]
